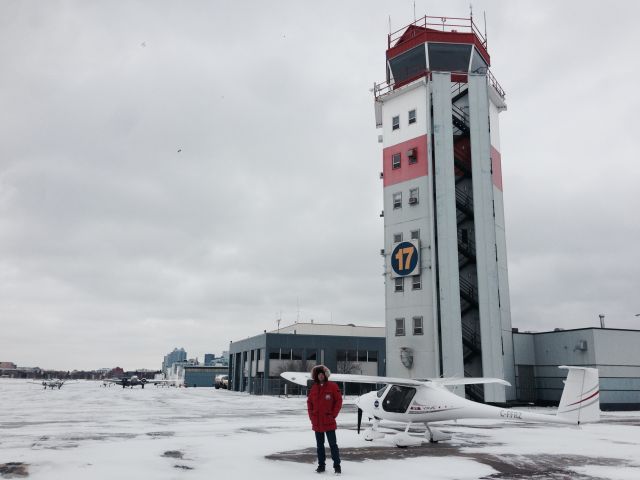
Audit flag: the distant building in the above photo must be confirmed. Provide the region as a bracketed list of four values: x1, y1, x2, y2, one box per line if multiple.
[0, 362, 17, 369]
[109, 367, 124, 378]
[228, 322, 386, 395]
[184, 366, 229, 387]
[204, 354, 215, 366]
[513, 327, 640, 410]
[162, 348, 187, 374]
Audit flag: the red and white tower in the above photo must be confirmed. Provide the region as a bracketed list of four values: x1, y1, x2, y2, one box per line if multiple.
[374, 15, 514, 402]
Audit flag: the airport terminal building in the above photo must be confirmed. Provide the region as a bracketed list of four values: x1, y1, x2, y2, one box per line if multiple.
[513, 327, 640, 410]
[228, 323, 385, 395]
[228, 323, 639, 409]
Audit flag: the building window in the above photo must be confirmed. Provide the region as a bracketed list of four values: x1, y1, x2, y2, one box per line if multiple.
[408, 109, 416, 124]
[392, 115, 400, 130]
[358, 350, 367, 362]
[409, 188, 419, 205]
[268, 349, 280, 360]
[412, 274, 421, 290]
[394, 277, 404, 292]
[280, 349, 291, 360]
[407, 148, 417, 164]
[392, 152, 401, 169]
[306, 350, 317, 361]
[413, 316, 424, 335]
[393, 192, 402, 209]
[410, 229, 420, 240]
[368, 350, 378, 362]
[393, 232, 403, 243]
[395, 318, 406, 336]
[292, 349, 302, 360]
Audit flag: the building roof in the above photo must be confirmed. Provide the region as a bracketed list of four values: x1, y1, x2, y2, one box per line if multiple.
[514, 327, 640, 335]
[271, 322, 384, 337]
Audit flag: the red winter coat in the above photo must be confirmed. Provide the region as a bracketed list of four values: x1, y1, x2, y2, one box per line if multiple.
[307, 381, 342, 432]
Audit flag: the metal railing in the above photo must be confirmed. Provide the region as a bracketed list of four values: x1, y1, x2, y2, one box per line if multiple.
[455, 187, 474, 214]
[374, 68, 505, 101]
[388, 15, 487, 49]
[487, 69, 506, 99]
[459, 276, 479, 305]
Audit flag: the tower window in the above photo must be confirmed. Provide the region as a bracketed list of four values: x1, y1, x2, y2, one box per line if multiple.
[394, 277, 404, 292]
[412, 275, 421, 290]
[410, 229, 420, 240]
[393, 233, 403, 243]
[392, 115, 400, 130]
[395, 318, 405, 336]
[408, 109, 416, 124]
[393, 192, 402, 209]
[407, 148, 417, 164]
[392, 153, 401, 169]
[413, 316, 423, 335]
[409, 188, 419, 205]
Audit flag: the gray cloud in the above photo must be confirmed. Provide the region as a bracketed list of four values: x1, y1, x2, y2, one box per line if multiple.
[1, 0, 639, 370]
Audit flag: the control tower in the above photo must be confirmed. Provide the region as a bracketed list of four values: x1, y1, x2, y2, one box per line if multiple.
[374, 15, 515, 402]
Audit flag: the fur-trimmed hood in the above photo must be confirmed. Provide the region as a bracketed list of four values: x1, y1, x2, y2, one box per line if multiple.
[311, 364, 331, 383]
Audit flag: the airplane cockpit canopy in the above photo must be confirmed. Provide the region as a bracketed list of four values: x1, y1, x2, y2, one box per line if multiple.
[382, 385, 416, 413]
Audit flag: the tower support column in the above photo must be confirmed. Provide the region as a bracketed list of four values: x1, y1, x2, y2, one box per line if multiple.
[469, 74, 505, 403]
[431, 72, 464, 394]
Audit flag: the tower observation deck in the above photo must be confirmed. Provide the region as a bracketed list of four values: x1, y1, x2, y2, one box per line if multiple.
[374, 15, 514, 403]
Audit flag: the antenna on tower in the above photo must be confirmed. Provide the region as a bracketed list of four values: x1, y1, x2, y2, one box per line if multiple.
[484, 11, 488, 45]
[469, 3, 473, 20]
[413, 1, 416, 22]
[296, 297, 300, 323]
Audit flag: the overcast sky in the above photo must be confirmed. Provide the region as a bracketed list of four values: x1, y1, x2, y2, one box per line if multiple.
[2, 1, 639, 371]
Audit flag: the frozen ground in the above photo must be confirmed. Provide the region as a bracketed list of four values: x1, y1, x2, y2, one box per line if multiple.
[1, 379, 639, 479]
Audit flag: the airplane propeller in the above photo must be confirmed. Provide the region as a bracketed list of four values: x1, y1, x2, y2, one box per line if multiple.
[357, 407, 362, 434]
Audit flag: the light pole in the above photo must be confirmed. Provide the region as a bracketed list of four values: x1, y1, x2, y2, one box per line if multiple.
[598, 314, 605, 328]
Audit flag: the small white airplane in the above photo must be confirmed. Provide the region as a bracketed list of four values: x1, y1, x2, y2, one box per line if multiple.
[29, 379, 76, 390]
[281, 366, 599, 447]
[103, 375, 173, 389]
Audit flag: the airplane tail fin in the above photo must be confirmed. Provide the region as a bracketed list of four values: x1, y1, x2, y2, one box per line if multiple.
[556, 366, 600, 424]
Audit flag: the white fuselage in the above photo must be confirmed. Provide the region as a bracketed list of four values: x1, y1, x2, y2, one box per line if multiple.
[355, 384, 574, 426]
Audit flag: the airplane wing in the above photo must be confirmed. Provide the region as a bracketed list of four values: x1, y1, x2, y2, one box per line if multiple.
[103, 378, 124, 385]
[280, 372, 427, 387]
[280, 372, 510, 387]
[429, 377, 511, 387]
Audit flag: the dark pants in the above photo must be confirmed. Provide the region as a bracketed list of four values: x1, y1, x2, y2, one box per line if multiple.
[315, 430, 340, 467]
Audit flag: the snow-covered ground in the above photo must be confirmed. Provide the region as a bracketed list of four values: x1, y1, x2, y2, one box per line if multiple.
[1, 379, 639, 479]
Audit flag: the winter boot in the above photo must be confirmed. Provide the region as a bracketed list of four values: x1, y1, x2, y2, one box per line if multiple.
[315, 465, 325, 473]
[334, 465, 341, 474]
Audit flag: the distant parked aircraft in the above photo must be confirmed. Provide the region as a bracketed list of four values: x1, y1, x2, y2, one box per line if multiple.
[30, 379, 75, 390]
[103, 375, 174, 389]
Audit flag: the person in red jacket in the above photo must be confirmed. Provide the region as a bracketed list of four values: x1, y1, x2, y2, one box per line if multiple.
[307, 365, 342, 474]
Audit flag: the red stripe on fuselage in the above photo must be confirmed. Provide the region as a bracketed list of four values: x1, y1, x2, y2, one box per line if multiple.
[567, 390, 600, 407]
[383, 135, 428, 187]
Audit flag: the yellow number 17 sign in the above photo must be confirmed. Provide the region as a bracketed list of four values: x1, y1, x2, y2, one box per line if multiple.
[390, 240, 420, 277]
